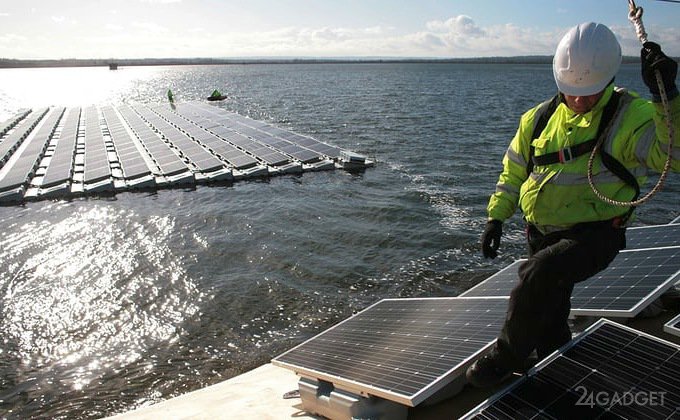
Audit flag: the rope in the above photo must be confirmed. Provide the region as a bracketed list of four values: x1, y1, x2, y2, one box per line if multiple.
[586, 0, 675, 207]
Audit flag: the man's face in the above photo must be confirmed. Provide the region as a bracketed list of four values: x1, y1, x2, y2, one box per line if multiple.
[563, 91, 605, 114]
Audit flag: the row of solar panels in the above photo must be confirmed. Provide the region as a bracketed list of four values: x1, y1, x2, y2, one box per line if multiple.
[272, 221, 680, 417]
[0, 102, 371, 204]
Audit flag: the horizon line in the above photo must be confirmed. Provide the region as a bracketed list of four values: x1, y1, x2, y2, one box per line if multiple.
[0, 55, 652, 69]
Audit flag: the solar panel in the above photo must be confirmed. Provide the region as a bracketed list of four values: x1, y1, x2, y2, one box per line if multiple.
[290, 149, 322, 164]
[461, 318, 680, 419]
[0, 109, 31, 137]
[118, 105, 191, 177]
[459, 260, 524, 298]
[664, 313, 680, 338]
[571, 246, 680, 317]
[0, 109, 48, 168]
[160, 160, 190, 177]
[120, 161, 151, 179]
[175, 102, 339, 165]
[259, 151, 289, 166]
[42, 108, 80, 187]
[229, 155, 258, 170]
[101, 106, 153, 181]
[272, 297, 509, 407]
[460, 243, 680, 318]
[131, 104, 224, 173]
[626, 224, 680, 250]
[0, 108, 63, 192]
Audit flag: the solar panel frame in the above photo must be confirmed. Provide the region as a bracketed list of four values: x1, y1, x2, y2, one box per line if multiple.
[272, 296, 509, 407]
[664, 313, 680, 338]
[460, 318, 680, 420]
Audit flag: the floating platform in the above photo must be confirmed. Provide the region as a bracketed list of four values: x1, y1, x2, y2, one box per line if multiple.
[0, 102, 373, 204]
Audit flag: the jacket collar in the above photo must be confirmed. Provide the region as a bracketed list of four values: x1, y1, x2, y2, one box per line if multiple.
[559, 84, 615, 127]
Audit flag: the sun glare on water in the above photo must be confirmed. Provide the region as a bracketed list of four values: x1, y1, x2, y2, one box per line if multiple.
[0, 204, 204, 393]
[0, 66, 162, 120]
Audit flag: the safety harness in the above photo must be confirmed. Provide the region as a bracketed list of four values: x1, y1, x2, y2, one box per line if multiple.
[527, 90, 640, 223]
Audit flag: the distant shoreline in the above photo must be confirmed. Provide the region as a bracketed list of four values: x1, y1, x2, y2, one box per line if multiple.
[0, 56, 645, 69]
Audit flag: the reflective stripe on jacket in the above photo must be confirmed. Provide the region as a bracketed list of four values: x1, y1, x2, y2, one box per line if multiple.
[487, 84, 680, 229]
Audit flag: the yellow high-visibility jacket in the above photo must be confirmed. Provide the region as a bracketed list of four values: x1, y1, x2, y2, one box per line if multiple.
[487, 84, 680, 231]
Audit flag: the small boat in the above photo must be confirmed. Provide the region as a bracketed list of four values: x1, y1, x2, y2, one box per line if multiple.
[207, 89, 227, 101]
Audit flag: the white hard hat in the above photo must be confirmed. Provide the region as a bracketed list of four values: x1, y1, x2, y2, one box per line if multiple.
[553, 22, 622, 96]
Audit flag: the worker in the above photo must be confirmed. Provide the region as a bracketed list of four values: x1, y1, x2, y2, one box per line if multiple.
[466, 22, 679, 388]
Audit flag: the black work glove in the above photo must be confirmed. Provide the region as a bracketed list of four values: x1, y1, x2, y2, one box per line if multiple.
[481, 220, 502, 259]
[641, 42, 678, 101]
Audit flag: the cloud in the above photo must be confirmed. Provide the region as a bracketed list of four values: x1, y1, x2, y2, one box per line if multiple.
[426, 15, 486, 38]
[611, 23, 680, 56]
[205, 15, 558, 58]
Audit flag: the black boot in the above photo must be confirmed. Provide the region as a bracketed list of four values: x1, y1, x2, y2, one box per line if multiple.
[465, 351, 514, 388]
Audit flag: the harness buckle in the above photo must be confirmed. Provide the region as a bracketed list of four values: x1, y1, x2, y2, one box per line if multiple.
[558, 147, 573, 163]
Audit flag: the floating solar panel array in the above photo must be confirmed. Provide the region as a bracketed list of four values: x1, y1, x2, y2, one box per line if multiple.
[462, 319, 680, 419]
[273, 297, 509, 407]
[461, 224, 680, 318]
[0, 102, 372, 204]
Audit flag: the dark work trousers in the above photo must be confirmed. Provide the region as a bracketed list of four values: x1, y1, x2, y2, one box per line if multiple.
[494, 221, 626, 369]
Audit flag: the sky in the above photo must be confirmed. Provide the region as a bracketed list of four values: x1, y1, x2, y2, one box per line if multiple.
[1, 0, 680, 60]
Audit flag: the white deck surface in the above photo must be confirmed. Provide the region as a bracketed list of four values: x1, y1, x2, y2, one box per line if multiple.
[107, 364, 314, 420]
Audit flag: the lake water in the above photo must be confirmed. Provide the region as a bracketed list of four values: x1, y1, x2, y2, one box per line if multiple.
[0, 62, 678, 418]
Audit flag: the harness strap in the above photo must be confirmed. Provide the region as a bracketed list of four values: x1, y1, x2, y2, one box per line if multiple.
[527, 94, 560, 175]
[601, 148, 640, 223]
[531, 138, 598, 165]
